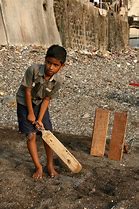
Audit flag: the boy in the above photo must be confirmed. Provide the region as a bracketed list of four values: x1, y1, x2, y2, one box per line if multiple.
[16, 45, 67, 179]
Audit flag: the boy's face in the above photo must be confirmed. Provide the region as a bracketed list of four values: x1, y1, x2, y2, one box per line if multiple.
[45, 57, 64, 77]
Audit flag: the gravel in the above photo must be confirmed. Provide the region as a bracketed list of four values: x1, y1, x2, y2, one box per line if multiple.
[0, 45, 138, 145]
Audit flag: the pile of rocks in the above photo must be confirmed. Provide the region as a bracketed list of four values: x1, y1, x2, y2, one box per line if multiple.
[0, 45, 138, 145]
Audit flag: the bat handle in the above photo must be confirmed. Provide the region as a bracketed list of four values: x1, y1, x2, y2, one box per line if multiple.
[34, 121, 45, 131]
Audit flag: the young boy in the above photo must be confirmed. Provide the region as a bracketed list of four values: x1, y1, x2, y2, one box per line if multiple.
[16, 45, 67, 179]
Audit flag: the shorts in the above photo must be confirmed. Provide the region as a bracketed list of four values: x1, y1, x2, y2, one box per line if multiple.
[17, 103, 52, 135]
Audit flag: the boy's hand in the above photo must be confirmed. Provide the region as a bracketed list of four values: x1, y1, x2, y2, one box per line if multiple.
[35, 120, 44, 130]
[27, 113, 36, 124]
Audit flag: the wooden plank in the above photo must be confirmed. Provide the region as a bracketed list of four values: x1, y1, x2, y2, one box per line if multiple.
[108, 112, 128, 161]
[90, 108, 110, 157]
[41, 130, 82, 173]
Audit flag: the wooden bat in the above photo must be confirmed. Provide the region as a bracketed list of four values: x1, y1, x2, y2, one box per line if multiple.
[41, 130, 82, 173]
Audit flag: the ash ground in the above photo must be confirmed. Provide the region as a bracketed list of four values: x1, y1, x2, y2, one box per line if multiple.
[0, 128, 139, 209]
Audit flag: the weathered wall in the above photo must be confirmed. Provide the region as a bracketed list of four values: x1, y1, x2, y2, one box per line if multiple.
[0, 0, 61, 46]
[54, 0, 129, 51]
[0, 0, 129, 51]
[0, 3, 7, 45]
[54, 1, 108, 51]
[108, 10, 129, 51]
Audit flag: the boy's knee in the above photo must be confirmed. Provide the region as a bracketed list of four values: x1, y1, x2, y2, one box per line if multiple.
[26, 132, 36, 142]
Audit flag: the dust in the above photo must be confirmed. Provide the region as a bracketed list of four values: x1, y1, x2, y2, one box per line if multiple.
[0, 128, 139, 209]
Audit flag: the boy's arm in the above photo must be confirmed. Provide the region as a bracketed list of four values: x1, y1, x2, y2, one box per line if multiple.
[25, 87, 36, 123]
[36, 97, 50, 128]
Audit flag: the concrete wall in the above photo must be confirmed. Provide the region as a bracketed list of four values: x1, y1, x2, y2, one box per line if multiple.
[54, 0, 129, 52]
[0, 0, 129, 51]
[108, 9, 129, 51]
[54, 1, 108, 51]
[0, 3, 7, 45]
[0, 0, 61, 46]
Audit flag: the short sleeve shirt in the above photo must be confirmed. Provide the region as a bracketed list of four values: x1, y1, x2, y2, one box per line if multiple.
[16, 64, 60, 106]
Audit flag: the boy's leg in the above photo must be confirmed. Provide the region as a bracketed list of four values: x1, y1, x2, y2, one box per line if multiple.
[27, 132, 44, 179]
[43, 142, 58, 177]
[17, 103, 43, 179]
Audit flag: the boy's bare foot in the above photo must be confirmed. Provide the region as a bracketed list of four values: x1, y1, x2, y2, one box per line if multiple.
[47, 165, 59, 178]
[32, 166, 44, 180]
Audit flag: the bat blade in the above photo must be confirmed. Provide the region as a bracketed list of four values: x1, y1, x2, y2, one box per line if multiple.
[41, 130, 82, 173]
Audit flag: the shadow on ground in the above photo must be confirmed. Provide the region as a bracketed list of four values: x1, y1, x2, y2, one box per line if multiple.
[0, 128, 139, 209]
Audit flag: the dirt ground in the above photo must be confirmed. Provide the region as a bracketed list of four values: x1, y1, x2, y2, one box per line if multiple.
[0, 127, 139, 209]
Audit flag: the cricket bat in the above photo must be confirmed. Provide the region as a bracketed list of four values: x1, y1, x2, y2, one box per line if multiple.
[41, 130, 82, 173]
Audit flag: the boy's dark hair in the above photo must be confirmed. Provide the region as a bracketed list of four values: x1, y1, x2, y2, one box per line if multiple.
[45, 44, 67, 64]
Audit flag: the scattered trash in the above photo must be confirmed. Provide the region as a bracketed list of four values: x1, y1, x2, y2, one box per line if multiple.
[0, 46, 138, 144]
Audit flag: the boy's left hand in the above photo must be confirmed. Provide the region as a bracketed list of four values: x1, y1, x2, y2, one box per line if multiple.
[35, 120, 44, 130]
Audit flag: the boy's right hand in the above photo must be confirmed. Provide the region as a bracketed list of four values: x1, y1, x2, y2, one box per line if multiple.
[35, 120, 44, 130]
[27, 113, 36, 124]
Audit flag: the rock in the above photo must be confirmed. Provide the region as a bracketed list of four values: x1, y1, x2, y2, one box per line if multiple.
[0, 45, 138, 146]
[110, 200, 132, 209]
[0, 91, 4, 96]
[82, 113, 90, 119]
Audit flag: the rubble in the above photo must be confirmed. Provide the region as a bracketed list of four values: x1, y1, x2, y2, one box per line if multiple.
[0, 45, 138, 147]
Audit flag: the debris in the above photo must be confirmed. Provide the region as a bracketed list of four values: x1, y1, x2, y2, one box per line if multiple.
[82, 113, 90, 119]
[0, 45, 137, 148]
[0, 91, 4, 96]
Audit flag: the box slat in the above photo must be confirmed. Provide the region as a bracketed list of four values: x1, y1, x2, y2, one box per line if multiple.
[108, 112, 127, 161]
[90, 108, 110, 157]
